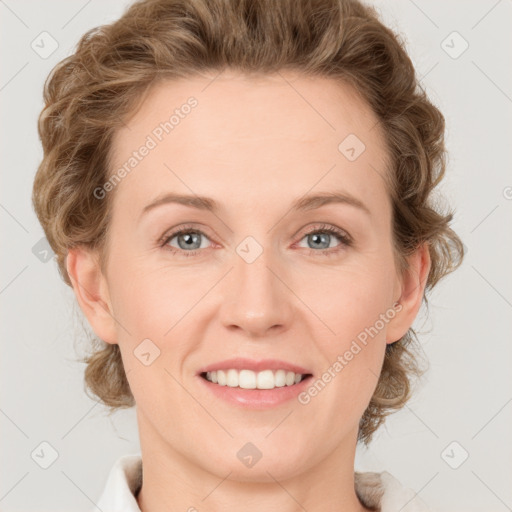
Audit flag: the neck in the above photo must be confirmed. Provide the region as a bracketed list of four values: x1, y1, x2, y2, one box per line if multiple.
[135, 410, 372, 512]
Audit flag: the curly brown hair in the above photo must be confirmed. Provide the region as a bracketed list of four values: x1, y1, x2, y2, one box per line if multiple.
[32, 0, 464, 445]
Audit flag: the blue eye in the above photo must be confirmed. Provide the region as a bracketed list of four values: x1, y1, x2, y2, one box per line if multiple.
[160, 226, 211, 257]
[297, 224, 352, 257]
[159, 223, 352, 258]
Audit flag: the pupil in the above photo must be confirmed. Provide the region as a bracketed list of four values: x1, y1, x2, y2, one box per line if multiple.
[310, 233, 329, 249]
[179, 233, 200, 250]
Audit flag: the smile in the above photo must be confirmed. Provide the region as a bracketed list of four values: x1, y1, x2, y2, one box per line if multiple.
[201, 369, 312, 389]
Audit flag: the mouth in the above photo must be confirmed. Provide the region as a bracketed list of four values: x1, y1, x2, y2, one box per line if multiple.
[199, 369, 313, 390]
[196, 358, 314, 408]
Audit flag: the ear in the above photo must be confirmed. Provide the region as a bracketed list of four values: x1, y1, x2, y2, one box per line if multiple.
[386, 242, 431, 344]
[66, 246, 118, 345]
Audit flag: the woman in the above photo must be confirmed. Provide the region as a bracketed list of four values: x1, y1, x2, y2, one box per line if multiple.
[32, 0, 464, 510]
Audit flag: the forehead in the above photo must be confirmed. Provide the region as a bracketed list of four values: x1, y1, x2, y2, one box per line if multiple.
[108, 71, 390, 217]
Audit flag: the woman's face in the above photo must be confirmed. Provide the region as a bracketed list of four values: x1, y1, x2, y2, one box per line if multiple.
[74, 71, 426, 480]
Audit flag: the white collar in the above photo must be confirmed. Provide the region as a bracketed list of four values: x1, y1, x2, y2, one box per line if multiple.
[92, 453, 432, 512]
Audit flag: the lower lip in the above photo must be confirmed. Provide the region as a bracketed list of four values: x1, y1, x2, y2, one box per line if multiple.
[197, 374, 313, 409]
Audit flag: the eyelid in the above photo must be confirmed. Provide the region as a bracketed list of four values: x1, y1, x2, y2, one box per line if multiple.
[293, 223, 353, 257]
[300, 223, 352, 243]
[159, 222, 214, 246]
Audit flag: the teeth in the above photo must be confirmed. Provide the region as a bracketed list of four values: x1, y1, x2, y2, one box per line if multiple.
[204, 369, 306, 389]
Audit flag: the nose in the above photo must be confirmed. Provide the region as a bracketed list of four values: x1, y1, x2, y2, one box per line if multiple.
[218, 245, 294, 338]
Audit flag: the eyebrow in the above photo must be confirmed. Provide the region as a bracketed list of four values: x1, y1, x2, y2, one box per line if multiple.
[140, 190, 371, 219]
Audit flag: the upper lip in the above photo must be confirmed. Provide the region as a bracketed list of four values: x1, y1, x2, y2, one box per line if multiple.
[197, 358, 313, 375]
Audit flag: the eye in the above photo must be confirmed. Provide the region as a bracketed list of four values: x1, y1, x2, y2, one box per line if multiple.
[159, 222, 352, 258]
[159, 224, 212, 257]
[296, 223, 352, 257]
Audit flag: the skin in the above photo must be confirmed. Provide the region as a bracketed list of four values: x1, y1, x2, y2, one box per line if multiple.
[67, 70, 430, 512]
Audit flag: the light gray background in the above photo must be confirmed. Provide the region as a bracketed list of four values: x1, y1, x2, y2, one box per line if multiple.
[1, 1, 511, 511]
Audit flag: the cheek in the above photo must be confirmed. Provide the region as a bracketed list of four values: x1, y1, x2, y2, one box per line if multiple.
[303, 279, 392, 424]
[307, 262, 395, 395]
[313, 265, 396, 338]
[109, 260, 200, 336]
[107, 264, 205, 394]
[109, 267, 197, 406]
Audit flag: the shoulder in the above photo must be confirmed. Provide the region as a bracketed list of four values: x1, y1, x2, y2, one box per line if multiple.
[91, 453, 143, 512]
[355, 470, 435, 511]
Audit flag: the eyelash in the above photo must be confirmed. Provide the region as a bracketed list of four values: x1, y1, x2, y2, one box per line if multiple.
[158, 223, 353, 258]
